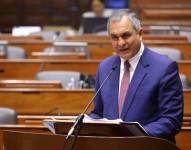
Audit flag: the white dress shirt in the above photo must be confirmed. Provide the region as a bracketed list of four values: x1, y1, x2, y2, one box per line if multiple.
[118, 43, 144, 94]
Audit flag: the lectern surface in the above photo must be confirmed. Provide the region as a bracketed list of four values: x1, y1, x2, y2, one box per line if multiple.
[3, 130, 180, 150]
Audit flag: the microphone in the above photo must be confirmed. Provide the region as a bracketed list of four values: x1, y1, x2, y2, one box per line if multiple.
[66, 63, 118, 140]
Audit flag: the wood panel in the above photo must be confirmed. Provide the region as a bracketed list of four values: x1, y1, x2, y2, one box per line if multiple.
[0, 89, 94, 115]
[3, 130, 181, 150]
[140, 8, 191, 22]
[3, 35, 190, 60]
[65, 34, 188, 44]
[8, 40, 52, 58]
[17, 115, 76, 125]
[15, 115, 191, 150]
[65, 35, 191, 60]
[89, 42, 191, 60]
[0, 123, 188, 150]
[31, 52, 88, 60]
[0, 34, 42, 40]
[0, 80, 62, 89]
[0, 88, 189, 115]
[0, 0, 91, 32]
[184, 89, 191, 116]
[0, 125, 48, 150]
[176, 127, 191, 150]
[129, 0, 191, 12]
[0, 59, 190, 81]
[0, 59, 99, 79]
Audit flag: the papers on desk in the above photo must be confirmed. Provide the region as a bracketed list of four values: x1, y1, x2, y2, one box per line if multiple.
[43, 114, 147, 136]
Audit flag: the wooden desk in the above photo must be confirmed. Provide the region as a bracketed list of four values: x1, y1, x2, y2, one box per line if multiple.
[65, 34, 188, 44]
[88, 41, 191, 60]
[5, 35, 190, 59]
[140, 8, 191, 21]
[0, 59, 99, 79]
[0, 80, 62, 89]
[0, 34, 42, 40]
[0, 88, 189, 115]
[16, 115, 191, 127]
[0, 59, 190, 81]
[17, 115, 77, 125]
[31, 52, 88, 60]
[0, 89, 94, 115]
[184, 89, 191, 116]
[9, 40, 52, 58]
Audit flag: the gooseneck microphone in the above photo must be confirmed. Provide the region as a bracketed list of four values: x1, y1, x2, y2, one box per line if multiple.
[65, 63, 118, 150]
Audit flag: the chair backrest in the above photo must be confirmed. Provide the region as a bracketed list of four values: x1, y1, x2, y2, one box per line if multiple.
[43, 41, 90, 59]
[6, 46, 26, 59]
[31, 31, 66, 41]
[35, 71, 81, 89]
[180, 30, 191, 42]
[0, 107, 17, 124]
[31, 31, 57, 41]
[149, 46, 183, 61]
[179, 73, 191, 89]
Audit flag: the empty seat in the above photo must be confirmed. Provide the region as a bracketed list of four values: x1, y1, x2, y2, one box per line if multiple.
[42, 41, 90, 59]
[180, 30, 191, 42]
[6, 46, 26, 59]
[35, 71, 81, 89]
[0, 107, 17, 124]
[0, 45, 26, 59]
[31, 31, 70, 41]
[149, 46, 183, 61]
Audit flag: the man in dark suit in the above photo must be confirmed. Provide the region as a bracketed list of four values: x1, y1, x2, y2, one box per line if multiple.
[90, 9, 183, 143]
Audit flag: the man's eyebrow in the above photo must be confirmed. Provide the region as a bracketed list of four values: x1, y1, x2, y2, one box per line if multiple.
[110, 31, 132, 36]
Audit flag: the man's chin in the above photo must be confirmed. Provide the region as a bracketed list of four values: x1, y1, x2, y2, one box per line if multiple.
[118, 53, 130, 60]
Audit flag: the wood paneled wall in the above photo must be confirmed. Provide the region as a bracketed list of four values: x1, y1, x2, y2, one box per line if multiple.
[0, 0, 91, 32]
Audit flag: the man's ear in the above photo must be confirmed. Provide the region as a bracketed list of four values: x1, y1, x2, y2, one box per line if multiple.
[138, 28, 143, 40]
[139, 28, 143, 36]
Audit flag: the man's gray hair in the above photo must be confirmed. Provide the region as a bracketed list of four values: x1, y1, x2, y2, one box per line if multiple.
[107, 9, 141, 33]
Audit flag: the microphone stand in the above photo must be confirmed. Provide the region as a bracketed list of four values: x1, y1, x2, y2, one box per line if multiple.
[64, 64, 117, 150]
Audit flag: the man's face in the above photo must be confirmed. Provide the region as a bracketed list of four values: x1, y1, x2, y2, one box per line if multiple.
[108, 16, 143, 60]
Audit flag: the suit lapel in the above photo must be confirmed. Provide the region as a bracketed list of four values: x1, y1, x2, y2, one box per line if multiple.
[121, 49, 150, 119]
[109, 57, 121, 118]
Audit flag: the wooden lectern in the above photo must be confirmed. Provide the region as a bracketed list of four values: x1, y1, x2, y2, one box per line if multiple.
[3, 119, 180, 150]
[3, 130, 180, 150]
[43, 119, 147, 136]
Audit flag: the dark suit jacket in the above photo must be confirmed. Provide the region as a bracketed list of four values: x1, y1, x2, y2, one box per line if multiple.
[90, 47, 183, 142]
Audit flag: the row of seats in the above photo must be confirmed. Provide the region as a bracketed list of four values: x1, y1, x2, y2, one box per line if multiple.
[0, 43, 186, 60]
[36, 71, 190, 89]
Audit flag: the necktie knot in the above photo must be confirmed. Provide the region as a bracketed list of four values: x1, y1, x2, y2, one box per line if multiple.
[124, 61, 130, 70]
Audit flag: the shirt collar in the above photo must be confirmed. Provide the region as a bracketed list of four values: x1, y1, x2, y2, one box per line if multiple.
[120, 42, 144, 70]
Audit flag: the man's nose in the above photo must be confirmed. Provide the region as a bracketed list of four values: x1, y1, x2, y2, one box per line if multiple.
[118, 37, 126, 47]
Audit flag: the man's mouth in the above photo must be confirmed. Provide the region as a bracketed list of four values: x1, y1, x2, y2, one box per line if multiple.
[119, 47, 129, 51]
